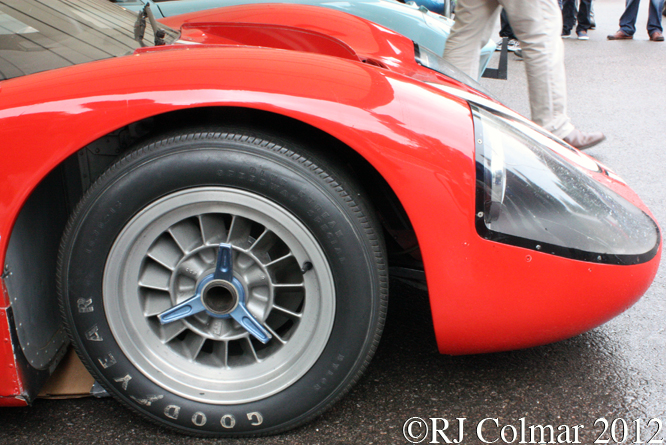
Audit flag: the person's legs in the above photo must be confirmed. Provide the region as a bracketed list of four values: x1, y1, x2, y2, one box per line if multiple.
[576, 0, 592, 31]
[499, 9, 518, 39]
[442, 0, 501, 78]
[647, 0, 665, 34]
[561, 0, 577, 34]
[502, 0, 574, 138]
[619, 0, 641, 35]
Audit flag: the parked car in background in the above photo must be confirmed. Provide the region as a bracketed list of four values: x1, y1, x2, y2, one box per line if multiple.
[111, 0, 499, 80]
[0, 0, 660, 437]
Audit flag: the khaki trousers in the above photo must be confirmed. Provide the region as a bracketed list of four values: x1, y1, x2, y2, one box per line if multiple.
[443, 0, 575, 138]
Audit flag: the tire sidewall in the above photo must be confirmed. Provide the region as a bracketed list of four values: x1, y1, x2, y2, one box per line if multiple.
[60, 132, 384, 435]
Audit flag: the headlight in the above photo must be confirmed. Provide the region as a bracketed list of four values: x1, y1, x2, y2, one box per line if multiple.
[472, 104, 660, 265]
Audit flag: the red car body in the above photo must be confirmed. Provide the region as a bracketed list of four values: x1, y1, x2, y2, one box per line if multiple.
[0, 1, 660, 434]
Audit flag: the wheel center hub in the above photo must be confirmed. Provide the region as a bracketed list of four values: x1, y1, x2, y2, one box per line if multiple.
[201, 279, 239, 315]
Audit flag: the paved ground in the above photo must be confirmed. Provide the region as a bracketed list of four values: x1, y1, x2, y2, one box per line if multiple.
[1, 0, 665, 444]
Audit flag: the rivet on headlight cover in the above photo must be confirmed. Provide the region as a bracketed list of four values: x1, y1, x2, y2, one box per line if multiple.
[471, 104, 660, 265]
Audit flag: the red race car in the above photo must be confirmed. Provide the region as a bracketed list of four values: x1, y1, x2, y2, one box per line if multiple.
[0, 0, 660, 437]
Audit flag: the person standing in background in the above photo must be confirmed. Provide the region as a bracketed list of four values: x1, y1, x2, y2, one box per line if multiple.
[561, 0, 594, 39]
[443, 0, 605, 149]
[498, 9, 521, 51]
[607, 0, 664, 41]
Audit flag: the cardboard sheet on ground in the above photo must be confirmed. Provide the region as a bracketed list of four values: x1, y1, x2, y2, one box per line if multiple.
[37, 348, 94, 399]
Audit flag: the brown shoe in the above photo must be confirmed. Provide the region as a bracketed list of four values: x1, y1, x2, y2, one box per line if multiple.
[563, 129, 606, 150]
[607, 30, 633, 40]
[650, 31, 664, 41]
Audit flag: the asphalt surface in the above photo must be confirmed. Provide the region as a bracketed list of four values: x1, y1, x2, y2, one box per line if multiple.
[1, 0, 665, 444]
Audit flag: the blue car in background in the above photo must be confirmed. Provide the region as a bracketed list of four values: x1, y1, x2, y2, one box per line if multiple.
[112, 0, 500, 80]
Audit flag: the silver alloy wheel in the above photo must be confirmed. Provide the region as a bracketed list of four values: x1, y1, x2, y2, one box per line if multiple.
[103, 187, 335, 404]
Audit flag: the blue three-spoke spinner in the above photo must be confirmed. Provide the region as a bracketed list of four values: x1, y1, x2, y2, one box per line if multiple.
[157, 243, 272, 343]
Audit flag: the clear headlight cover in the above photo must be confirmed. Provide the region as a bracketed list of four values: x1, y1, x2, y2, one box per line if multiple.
[414, 43, 496, 99]
[472, 104, 660, 265]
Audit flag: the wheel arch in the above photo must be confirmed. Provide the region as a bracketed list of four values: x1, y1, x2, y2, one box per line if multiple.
[3, 105, 423, 383]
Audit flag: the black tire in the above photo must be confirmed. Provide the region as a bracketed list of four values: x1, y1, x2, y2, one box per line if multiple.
[57, 129, 387, 436]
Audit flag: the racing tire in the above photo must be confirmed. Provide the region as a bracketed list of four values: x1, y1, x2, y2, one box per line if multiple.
[57, 129, 388, 436]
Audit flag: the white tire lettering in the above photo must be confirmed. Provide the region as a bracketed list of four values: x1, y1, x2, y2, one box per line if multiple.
[247, 412, 263, 426]
[97, 353, 116, 369]
[114, 374, 132, 391]
[164, 405, 181, 420]
[77, 298, 94, 313]
[85, 325, 103, 341]
[192, 412, 207, 427]
[220, 414, 236, 429]
[130, 395, 163, 406]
